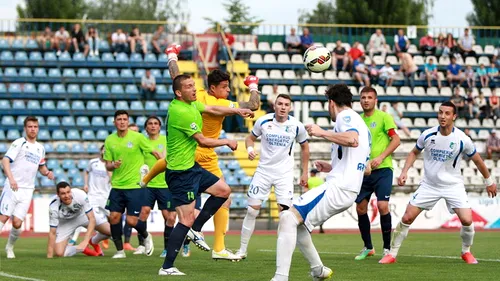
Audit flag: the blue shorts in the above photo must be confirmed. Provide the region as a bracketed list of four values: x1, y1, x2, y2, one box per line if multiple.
[166, 163, 219, 208]
[355, 168, 393, 203]
[106, 188, 144, 216]
[144, 187, 175, 211]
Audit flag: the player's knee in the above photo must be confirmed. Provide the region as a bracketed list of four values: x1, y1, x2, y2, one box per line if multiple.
[12, 220, 23, 229]
[125, 216, 138, 226]
[377, 201, 390, 215]
[356, 202, 368, 215]
[108, 213, 121, 224]
[178, 214, 195, 227]
[278, 204, 290, 211]
[460, 218, 473, 226]
[246, 206, 260, 218]
[401, 214, 415, 225]
[222, 197, 232, 208]
[217, 184, 231, 198]
[166, 212, 177, 226]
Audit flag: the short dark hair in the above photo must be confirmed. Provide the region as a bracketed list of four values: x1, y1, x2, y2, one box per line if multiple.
[24, 116, 38, 127]
[207, 70, 230, 88]
[440, 101, 457, 114]
[173, 74, 192, 93]
[114, 110, 129, 119]
[144, 116, 161, 128]
[56, 181, 71, 193]
[276, 94, 292, 102]
[325, 84, 352, 107]
[360, 86, 377, 97]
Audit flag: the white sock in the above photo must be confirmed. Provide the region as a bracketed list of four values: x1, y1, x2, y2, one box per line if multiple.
[296, 225, 323, 275]
[273, 211, 299, 281]
[71, 227, 86, 242]
[460, 224, 475, 253]
[63, 245, 83, 257]
[239, 207, 259, 253]
[91, 232, 110, 244]
[7, 227, 21, 248]
[389, 221, 410, 258]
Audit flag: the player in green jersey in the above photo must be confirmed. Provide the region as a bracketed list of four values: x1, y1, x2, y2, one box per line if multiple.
[355, 86, 401, 260]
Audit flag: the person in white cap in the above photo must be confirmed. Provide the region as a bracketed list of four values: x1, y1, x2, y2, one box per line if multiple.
[419, 31, 436, 55]
[486, 129, 500, 159]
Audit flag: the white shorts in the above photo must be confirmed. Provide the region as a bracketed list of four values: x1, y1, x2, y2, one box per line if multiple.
[55, 210, 108, 243]
[0, 187, 34, 221]
[293, 181, 357, 232]
[89, 196, 110, 217]
[247, 169, 294, 207]
[409, 183, 470, 212]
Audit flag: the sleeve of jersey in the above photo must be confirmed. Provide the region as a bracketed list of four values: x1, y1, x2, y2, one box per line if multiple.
[296, 123, 308, 144]
[49, 208, 59, 228]
[103, 140, 113, 161]
[415, 132, 426, 151]
[140, 134, 153, 154]
[383, 113, 398, 135]
[193, 101, 206, 113]
[172, 113, 202, 137]
[4, 139, 23, 163]
[251, 117, 263, 137]
[80, 192, 93, 214]
[463, 134, 476, 157]
[336, 114, 358, 134]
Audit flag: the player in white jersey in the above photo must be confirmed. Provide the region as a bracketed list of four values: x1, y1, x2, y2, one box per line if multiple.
[47, 182, 111, 258]
[236, 94, 310, 259]
[380, 101, 497, 265]
[271, 84, 371, 281]
[0, 116, 54, 259]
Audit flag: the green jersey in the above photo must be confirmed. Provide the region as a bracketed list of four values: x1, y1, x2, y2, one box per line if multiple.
[361, 110, 397, 170]
[104, 130, 153, 189]
[166, 99, 205, 171]
[307, 176, 324, 189]
[145, 135, 167, 188]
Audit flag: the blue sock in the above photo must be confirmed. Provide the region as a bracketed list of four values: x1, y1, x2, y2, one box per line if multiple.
[111, 223, 124, 251]
[123, 222, 132, 243]
[358, 213, 373, 249]
[164, 225, 174, 250]
[380, 213, 392, 249]
[192, 196, 227, 231]
[134, 220, 149, 238]
[163, 223, 190, 269]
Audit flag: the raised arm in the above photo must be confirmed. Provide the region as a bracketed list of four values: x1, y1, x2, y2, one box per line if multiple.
[192, 133, 238, 151]
[166, 44, 181, 79]
[204, 105, 254, 118]
[238, 76, 261, 111]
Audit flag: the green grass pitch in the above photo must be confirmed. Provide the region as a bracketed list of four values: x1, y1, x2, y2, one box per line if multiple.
[1, 232, 499, 281]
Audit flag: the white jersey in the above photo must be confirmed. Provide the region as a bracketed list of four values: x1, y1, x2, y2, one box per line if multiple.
[251, 113, 308, 175]
[326, 109, 371, 193]
[3, 137, 46, 189]
[416, 126, 476, 188]
[86, 158, 111, 206]
[49, 188, 92, 228]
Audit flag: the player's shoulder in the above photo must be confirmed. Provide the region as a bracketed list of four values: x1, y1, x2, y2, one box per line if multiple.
[71, 188, 87, 200]
[11, 137, 27, 146]
[374, 109, 392, 119]
[452, 127, 469, 140]
[49, 196, 60, 208]
[257, 113, 275, 124]
[159, 134, 167, 142]
[421, 126, 440, 138]
[287, 115, 305, 126]
[89, 157, 100, 165]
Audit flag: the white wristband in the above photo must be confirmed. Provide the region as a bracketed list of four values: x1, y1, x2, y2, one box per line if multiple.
[167, 53, 178, 64]
[248, 83, 258, 92]
[484, 176, 494, 186]
[247, 146, 254, 153]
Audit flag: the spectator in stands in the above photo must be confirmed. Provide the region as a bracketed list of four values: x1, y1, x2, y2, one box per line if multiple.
[54, 26, 70, 56]
[493, 43, 500, 68]
[394, 29, 409, 53]
[465, 88, 478, 119]
[128, 26, 148, 54]
[458, 28, 476, 58]
[300, 28, 314, 53]
[425, 57, 441, 89]
[111, 28, 127, 55]
[141, 69, 156, 100]
[477, 63, 489, 88]
[486, 130, 500, 159]
[331, 40, 348, 71]
[70, 24, 89, 56]
[152, 25, 168, 54]
[368, 61, 379, 85]
[38, 26, 54, 51]
[450, 86, 466, 118]
[349, 41, 364, 68]
[353, 56, 370, 86]
[444, 33, 459, 57]
[266, 84, 279, 113]
[465, 65, 475, 89]
[86, 26, 100, 57]
[463, 128, 473, 140]
[388, 102, 410, 136]
[368, 29, 387, 58]
[285, 28, 301, 52]
[447, 56, 465, 87]
[381, 104, 388, 112]
[435, 33, 446, 56]
[490, 88, 500, 120]
[419, 31, 436, 55]
[397, 52, 417, 90]
[487, 62, 499, 85]
[378, 62, 395, 87]
[476, 90, 489, 119]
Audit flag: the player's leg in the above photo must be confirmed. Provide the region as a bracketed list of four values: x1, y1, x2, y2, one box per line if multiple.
[55, 217, 98, 257]
[296, 224, 331, 279]
[373, 168, 393, 255]
[140, 158, 166, 187]
[106, 189, 128, 258]
[122, 215, 135, 251]
[125, 189, 153, 256]
[5, 188, 34, 258]
[134, 188, 155, 255]
[89, 208, 111, 256]
[182, 198, 201, 258]
[160, 209, 176, 257]
[0, 188, 15, 257]
[354, 174, 375, 260]
[69, 226, 86, 245]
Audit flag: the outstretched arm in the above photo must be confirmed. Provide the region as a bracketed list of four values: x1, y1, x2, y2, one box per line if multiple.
[239, 76, 261, 111]
[204, 105, 254, 118]
[166, 44, 181, 79]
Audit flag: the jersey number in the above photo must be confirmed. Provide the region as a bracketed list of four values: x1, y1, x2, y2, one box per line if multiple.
[248, 185, 260, 195]
[187, 192, 195, 201]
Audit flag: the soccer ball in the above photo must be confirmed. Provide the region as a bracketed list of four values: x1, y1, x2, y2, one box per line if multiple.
[303, 45, 332, 73]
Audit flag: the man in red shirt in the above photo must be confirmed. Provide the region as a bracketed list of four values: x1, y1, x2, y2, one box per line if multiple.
[490, 88, 499, 119]
[349, 42, 364, 70]
[419, 31, 436, 55]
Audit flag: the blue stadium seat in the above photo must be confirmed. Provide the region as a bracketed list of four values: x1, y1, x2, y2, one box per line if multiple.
[53, 168, 65, 178]
[2, 116, 15, 125]
[91, 116, 105, 127]
[111, 84, 124, 94]
[86, 100, 100, 110]
[38, 129, 50, 141]
[116, 53, 128, 62]
[41, 177, 55, 188]
[0, 39, 9, 50]
[52, 130, 66, 140]
[234, 169, 247, 179]
[66, 130, 80, 140]
[96, 84, 110, 94]
[102, 53, 114, 62]
[105, 116, 114, 126]
[11, 39, 24, 49]
[63, 69, 76, 77]
[29, 52, 42, 61]
[44, 52, 57, 61]
[77, 69, 90, 78]
[145, 101, 158, 111]
[48, 68, 61, 77]
[159, 101, 170, 110]
[82, 84, 95, 94]
[101, 101, 115, 110]
[82, 130, 96, 140]
[67, 84, 81, 94]
[130, 53, 142, 62]
[46, 159, 59, 169]
[12, 100, 25, 109]
[92, 69, 105, 78]
[53, 84, 66, 94]
[136, 116, 147, 126]
[107, 68, 119, 78]
[67, 168, 80, 179]
[226, 176, 239, 186]
[227, 160, 240, 170]
[72, 143, 85, 153]
[7, 130, 20, 140]
[151, 69, 162, 79]
[76, 116, 90, 127]
[130, 101, 144, 110]
[135, 69, 145, 78]
[26, 39, 38, 49]
[34, 68, 47, 77]
[42, 100, 56, 110]
[0, 84, 6, 93]
[15, 51, 28, 61]
[57, 101, 70, 110]
[98, 41, 110, 52]
[87, 143, 100, 153]
[0, 178, 4, 187]
[96, 130, 109, 140]
[16, 116, 27, 126]
[77, 159, 89, 169]
[38, 83, 51, 94]
[0, 133, 5, 143]
[72, 175, 84, 187]
[35, 116, 45, 126]
[116, 101, 129, 110]
[61, 116, 75, 126]
[120, 69, 133, 78]
[1, 51, 13, 60]
[125, 84, 139, 94]
[87, 54, 100, 62]
[19, 67, 32, 77]
[24, 83, 37, 94]
[0, 100, 10, 110]
[145, 53, 157, 62]
[8, 83, 22, 94]
[4, 67, 17, 76]
[71, 100, 85, 110]
[59, 52, 71, 61]
[157, 85, 167, 95]
[44, 143, 54, 153]
[47, 116, 60, 126]
[62, 159, 75, 169]
[73, 52, 85, 61]
[163, 69, 171, 78]
[158, 53, 168, 62]
[27, 100, 41, 109]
